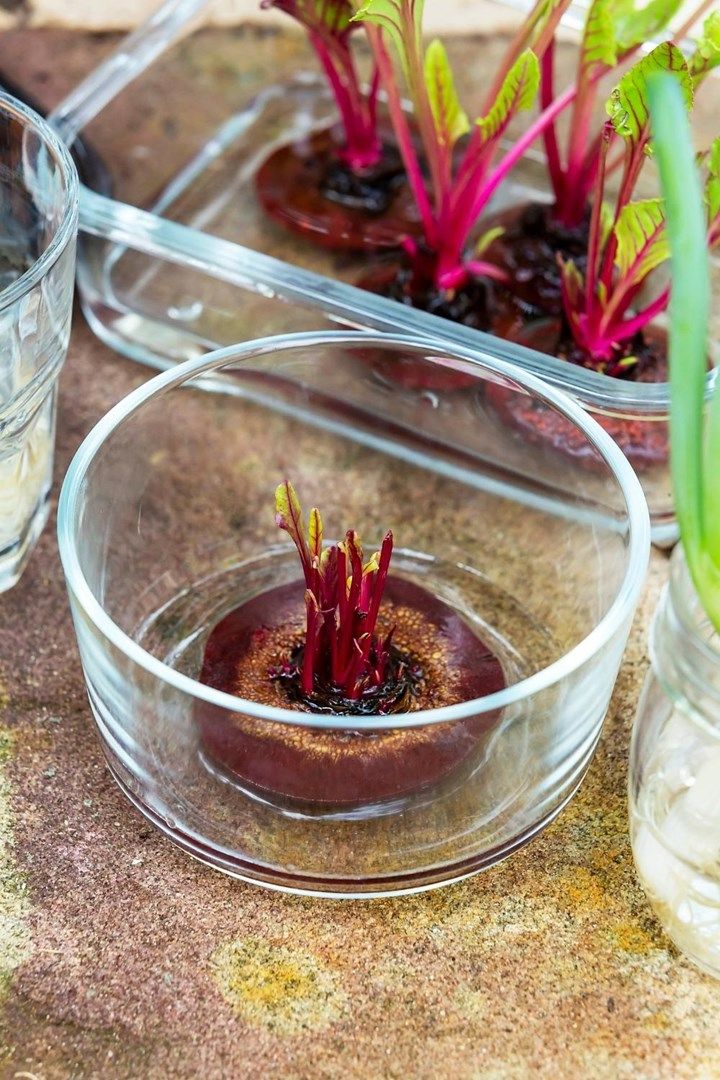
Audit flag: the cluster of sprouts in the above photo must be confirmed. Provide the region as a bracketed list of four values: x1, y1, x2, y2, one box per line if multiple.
[273, 480, 405, 705]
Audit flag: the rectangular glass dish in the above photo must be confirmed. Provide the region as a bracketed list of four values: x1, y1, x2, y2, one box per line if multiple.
[69, 0, 719, 544]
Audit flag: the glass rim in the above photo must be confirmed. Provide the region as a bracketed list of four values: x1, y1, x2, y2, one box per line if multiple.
[78, 186, 718, 413]
[57, 330, 651, 730]
[0, 91, 79, 314]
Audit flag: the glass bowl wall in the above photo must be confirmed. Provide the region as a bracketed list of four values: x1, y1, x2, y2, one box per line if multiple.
[58, 332, 649, 896]
[0, 91, 78, 590]
[62, 2, 720, 544]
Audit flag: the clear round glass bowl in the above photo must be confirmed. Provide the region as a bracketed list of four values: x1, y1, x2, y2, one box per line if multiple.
[58, 332, 650, 897]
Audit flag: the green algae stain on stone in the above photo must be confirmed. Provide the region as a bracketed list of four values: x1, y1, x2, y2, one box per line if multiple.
[0, 728, 31, 996]
[210, 938, 348, 1035]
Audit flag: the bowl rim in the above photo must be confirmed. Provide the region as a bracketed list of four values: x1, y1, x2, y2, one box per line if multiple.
[57, 330, 651, 730]
[0, 91, 79, 314]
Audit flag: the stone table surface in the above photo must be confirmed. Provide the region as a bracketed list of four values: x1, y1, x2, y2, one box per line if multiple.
[1, 26, 720, 1080]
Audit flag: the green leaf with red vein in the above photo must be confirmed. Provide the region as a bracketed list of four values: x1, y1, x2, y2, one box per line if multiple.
[424, 38, 469, 150]
[689, 11, 720, 85]
[581, 0, 618, 72]
[352, 0, 424, 76]
[706, 137, 720, 226]
[613, 198, 669, 287]
[474, 50, 540, 144]
[308, 507, 323, 560]
[606, 42, 692, 145]
[611, 0, 682, 52]
[262, 0, 356, 36]
[576, 0, 682, 81]
[275, 480, 311, 580]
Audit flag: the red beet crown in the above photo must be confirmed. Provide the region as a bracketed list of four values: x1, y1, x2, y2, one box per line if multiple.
[275, 480, 395, 701]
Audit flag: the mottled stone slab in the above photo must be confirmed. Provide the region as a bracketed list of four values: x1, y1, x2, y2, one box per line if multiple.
[0, 28, 719, 1080]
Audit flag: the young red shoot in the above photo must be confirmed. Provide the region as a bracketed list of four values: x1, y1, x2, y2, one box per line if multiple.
[262, 0, 382, 170]
[274, 480, 401, 705]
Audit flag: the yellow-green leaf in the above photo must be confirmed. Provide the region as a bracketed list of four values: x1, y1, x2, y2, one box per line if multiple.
[705, 137, 720, 224]
[613, 198, 669, 286]
[610, 0, 682, 53]
[559, 256, 584, 303]
[308, 507, 323, 559]
[689, 11, 720, 85]
[267, 0, 355, 36]
[581, 0, 618, 71]
[606, 42, 692, 144]
[710, 137, 720, 177]
[363, 551, 380, 574]
[475, 225, 505, 257]
[424, 38, 469, 149]
[275, 480, 306, 553]
[600, 200, 614, 248]
[352, 0, 423, 74]
[475, 50, 540, 144]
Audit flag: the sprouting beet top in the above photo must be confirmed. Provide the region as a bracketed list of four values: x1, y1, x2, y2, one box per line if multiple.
[274, 479, 399, 703]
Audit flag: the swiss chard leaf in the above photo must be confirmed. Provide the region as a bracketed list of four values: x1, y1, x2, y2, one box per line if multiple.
[706, 137, 720, 224]
[613, 198, 669, 287]
[424, 38, 469, 149]
[689, 11, 720, 85]
[308, 506, 323, 560]
[581, 0, 618, 72]
[610, 0, 682, 53]
[607, 42, 692, 145]
[352, 0, 423, 76]
[264, 0, 355, 36]
[580, 0, 682, 78]
[275, 480, 311, 580]
[475, 50, 540, 144]
[600, 200, 614, 248]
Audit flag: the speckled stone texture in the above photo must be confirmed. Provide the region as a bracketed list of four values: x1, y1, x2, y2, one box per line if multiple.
[0, 27, 719, 1080]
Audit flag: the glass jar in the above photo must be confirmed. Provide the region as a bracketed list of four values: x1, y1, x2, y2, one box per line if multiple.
[0, 91, 79, 591]
[630, 545, 720, 978]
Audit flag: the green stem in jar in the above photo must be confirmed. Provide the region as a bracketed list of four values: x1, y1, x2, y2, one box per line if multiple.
[649, 72, 720, 632]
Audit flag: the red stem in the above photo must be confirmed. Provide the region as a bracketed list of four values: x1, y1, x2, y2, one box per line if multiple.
[591, 287, 670, 356]
[479, 0, 572, 113]
[437, 82, 577, 284]
[401, 7, 446, 215]
[364, 533, 393, 635]
[584, 125, 611, 315]
[541, 42, 565, 208]
[302, 591, 319, 694]
[310, 31, 381, 170]
[366, 27, 437, 246]
[597, 135, 649, 296]
[557, 72, 596, 227]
